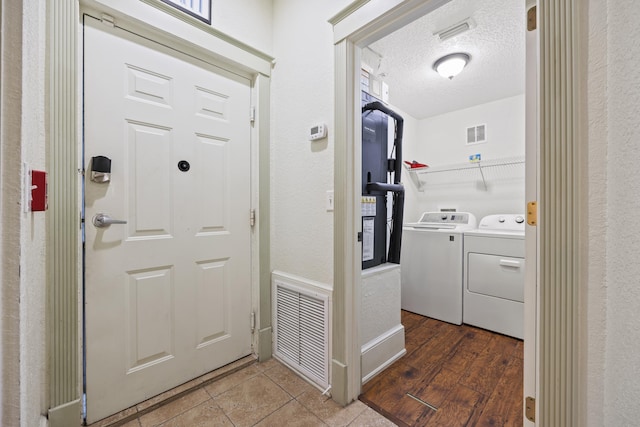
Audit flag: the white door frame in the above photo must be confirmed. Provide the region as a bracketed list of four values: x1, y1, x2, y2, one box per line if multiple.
[331, 2, 587, 425]
[524, 3, 539, 424]
[47, 1, 273, 425]
[330, 0, 541, 413]
[329, 0, 458, 405]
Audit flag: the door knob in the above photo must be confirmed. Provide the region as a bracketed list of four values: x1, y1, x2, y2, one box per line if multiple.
[92, 213, 127, 228]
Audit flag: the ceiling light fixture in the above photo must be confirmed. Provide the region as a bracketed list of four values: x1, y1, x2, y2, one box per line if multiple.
[433, 53, 471, 80]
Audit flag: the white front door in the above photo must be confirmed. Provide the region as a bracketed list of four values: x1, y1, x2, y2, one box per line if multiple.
[83, 18, 252, 423]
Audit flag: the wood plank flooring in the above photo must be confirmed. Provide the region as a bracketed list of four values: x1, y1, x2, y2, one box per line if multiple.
[359, 310, 523, 427]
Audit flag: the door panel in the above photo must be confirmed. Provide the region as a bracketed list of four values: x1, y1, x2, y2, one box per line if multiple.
[128, 122, 173, 236]
[196, 136, 228, 229]
[84, 17, 252, 423]
[127, 267, 174, 372]
[195, 259, 228, 346]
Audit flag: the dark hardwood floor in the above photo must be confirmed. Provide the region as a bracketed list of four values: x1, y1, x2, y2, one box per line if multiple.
[360, 310, 523, 427]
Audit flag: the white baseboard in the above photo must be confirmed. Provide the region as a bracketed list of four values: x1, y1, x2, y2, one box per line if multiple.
[361, 324, 406, 384]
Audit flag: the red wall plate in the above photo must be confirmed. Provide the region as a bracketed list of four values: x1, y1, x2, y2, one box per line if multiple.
[31, 170, 47, 211]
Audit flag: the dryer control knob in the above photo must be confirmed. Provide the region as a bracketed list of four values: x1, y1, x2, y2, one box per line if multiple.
[515, 216, 525, 224]
[498, 216, 506, 223]
[441, 214, 448, 220]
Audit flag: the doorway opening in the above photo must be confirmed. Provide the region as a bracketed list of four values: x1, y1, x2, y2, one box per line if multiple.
[331, 0, 537, 423]
[357, 1, 527, 424]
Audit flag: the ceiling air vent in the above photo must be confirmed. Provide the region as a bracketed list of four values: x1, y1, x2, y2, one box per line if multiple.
[434, 19, 475, 42]
[467, 124, 487, 144]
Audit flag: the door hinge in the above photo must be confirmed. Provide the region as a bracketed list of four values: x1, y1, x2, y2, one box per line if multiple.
[250, 311, 256, 332]
[525, 396, 536, 422]
[101, 14, 115, 27]
[250, 209, 256, 227]
[250, 107, 256, 124]
[527, 6, 537, 31]
[527, 201, 537, 226]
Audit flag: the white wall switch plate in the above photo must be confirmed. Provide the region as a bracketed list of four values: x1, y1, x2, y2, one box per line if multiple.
[326, 190, 334, 211]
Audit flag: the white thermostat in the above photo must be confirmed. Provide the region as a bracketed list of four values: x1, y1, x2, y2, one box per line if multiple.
[309, 123, 327, 141]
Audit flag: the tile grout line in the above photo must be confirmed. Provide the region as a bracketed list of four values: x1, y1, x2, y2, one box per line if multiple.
[89, 356, 258, 427]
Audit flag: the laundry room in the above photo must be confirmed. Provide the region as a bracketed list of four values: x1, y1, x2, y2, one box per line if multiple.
[358, 0, 530, 424]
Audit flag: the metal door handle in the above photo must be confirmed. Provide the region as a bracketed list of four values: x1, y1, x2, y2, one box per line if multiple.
[93, 213, 127, 228]
[499, 259, 521, 268]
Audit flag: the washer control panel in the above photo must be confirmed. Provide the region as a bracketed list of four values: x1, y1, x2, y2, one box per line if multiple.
[418, 212, 475, 225]
[408, 211, 477, 230]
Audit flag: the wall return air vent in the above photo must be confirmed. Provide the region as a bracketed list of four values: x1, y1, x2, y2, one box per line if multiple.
[467, 124, 487, 144]
[272, 274, 330, 389]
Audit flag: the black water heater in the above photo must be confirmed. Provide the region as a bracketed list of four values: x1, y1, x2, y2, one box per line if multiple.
[361, 91, 388, 269]
[361, 91, 405, 270]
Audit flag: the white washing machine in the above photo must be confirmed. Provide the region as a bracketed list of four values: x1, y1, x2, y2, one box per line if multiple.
[463, 214, 525, 339]
[400, 212, 477, 325]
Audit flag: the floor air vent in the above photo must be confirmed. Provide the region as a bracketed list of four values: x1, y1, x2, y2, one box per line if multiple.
[272, 273, 330, 389]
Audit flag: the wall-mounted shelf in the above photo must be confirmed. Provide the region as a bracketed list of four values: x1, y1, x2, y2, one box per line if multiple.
[406, 156, 525, 191]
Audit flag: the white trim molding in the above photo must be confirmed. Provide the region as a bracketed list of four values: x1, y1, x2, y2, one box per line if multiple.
[361, 324, 406, 384]
[47, 1, 81, 425]
[538, 0, 588, 425]
[332, 38, 361, 406]
[81, 0, 274, 77]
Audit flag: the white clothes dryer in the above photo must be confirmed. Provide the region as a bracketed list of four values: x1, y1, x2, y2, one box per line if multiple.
[463, 214, 525, 339]
[400, 212, 477, 325]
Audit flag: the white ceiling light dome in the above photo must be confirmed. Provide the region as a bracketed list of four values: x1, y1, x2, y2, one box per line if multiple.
[433, 53, 471, 80]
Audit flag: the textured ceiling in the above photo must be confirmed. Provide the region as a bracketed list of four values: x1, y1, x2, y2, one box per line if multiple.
[367, 0, 526, 120]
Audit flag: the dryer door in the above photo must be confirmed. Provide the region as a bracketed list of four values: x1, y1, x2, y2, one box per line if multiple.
[467, 254, 525, 302]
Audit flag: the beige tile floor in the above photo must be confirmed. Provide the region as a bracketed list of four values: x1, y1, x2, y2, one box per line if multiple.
[101, 358, 396, 427]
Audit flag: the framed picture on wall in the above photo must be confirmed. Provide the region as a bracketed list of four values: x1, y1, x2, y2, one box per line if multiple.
[160, 0, 211, 24]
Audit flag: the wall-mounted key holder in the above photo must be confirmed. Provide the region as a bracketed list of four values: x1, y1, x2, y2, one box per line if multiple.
[91, 156, 112, 183]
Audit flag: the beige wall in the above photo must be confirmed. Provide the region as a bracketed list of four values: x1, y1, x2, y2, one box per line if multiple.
[1, 1, 25, 425]
[413, 94, 526, 221]
[211, 0, 273, 54]
[19, 2, 48, 426]
[5, 0, 640, 425]
[1, 1, 49, 426]
[586, 0, 607, 425]
[270, 0, 352, 285]
[588, 0, 640, 425]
